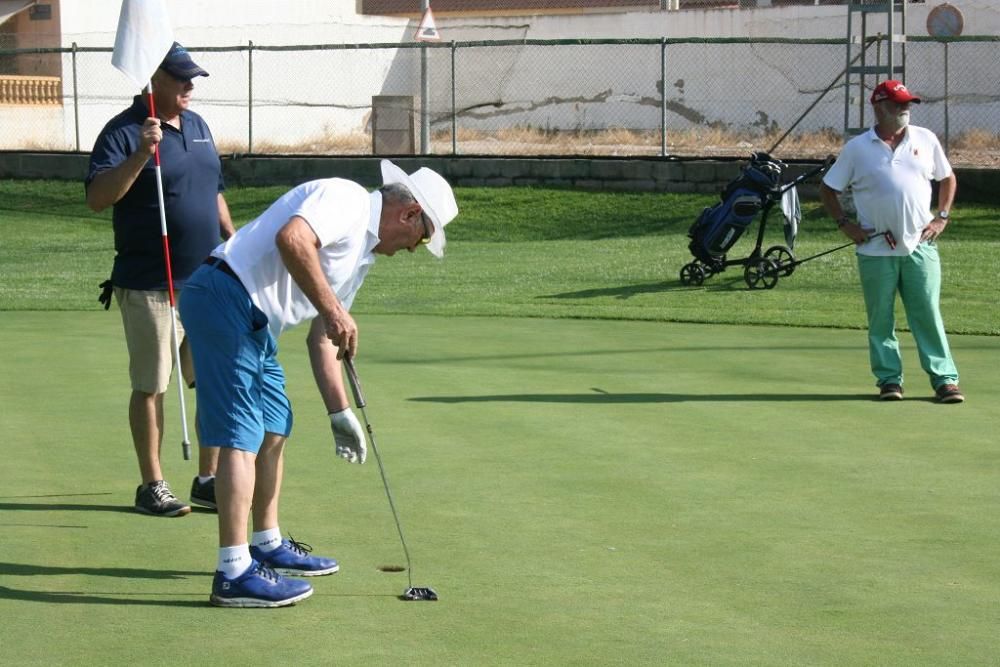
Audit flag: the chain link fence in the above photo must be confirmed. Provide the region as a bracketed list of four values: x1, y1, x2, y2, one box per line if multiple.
[357, 1, 912, 13]
[0, 36, 996, 165]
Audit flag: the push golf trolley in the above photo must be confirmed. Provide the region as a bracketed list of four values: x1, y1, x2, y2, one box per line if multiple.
[679, 153, 833, 290]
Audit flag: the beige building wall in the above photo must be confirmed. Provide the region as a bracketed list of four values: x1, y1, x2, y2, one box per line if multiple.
[0, 0, 62, 76]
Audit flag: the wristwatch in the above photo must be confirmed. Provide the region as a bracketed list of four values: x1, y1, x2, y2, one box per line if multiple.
[938, 210, 950, 220]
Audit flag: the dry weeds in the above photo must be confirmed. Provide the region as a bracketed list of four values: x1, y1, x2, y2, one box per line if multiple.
[212, 125, 999, 167]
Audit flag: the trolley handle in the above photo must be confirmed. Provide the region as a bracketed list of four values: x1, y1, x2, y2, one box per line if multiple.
[777, 155, 834, 196]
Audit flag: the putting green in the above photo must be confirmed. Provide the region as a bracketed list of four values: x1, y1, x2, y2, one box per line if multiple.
[2, 312, 998, 665]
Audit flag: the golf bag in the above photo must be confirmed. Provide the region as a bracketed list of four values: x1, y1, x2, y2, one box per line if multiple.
[687, 152, 784, 266]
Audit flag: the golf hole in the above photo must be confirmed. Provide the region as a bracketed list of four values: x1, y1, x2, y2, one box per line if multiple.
[378, 565, 406, 572]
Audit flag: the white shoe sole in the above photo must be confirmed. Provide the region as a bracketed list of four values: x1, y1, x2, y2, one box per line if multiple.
[134, 505, 191, 517]
[190, 496, 217, 510]
[209, 587, 314, 608]
[273, 564, 340, 577]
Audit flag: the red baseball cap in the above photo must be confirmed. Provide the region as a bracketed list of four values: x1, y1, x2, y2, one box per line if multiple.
[871, 80, 921, 105]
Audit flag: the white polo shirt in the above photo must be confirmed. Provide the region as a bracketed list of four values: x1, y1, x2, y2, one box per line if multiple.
[823, 125, 952, 256]
[211, 179, 381, 338]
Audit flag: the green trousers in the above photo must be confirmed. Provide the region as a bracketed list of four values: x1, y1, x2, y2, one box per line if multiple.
[857, 242, 959, 390]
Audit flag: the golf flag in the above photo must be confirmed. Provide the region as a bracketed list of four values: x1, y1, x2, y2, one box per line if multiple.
[110, 0, 192, 459]
[112, 0, 174, 88]
[414, 6, 441, 42]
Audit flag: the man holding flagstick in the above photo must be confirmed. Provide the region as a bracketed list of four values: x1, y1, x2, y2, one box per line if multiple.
[88, 2, 234, 517]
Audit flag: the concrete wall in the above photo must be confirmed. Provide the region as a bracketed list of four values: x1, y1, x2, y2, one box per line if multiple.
[2, 1, 997, 152]
[0, 107, 65, 149]
[432, 1, 1000, 41]
[53, 0, 419, 151]
[56, 1, 1000, 45]
[57, 0, 406, 46]
[2, 151, 995, 202]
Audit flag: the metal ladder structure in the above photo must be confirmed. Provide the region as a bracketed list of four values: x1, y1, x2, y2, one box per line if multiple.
[844, 0, 907, 137]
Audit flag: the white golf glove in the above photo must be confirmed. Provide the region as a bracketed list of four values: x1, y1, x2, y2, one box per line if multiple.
[329, 408, 367, 464]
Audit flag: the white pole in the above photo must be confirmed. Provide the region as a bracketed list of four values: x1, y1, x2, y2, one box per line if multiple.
[420, 0, 430, 153]
[146, 78, 192, 461]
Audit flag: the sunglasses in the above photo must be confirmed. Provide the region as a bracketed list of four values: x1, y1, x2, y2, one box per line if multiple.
[418, 212, 433, 245]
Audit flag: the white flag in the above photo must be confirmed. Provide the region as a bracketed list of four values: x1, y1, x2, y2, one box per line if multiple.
[111, 0, 174, 88]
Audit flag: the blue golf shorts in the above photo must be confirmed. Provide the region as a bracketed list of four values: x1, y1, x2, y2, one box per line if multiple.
[178, 264, 293, 454]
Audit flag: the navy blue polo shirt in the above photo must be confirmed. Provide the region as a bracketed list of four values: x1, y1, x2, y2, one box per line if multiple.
[86, 96, 225, 290]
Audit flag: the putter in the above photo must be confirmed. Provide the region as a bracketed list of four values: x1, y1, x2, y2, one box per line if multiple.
[343, 353, 438, 602]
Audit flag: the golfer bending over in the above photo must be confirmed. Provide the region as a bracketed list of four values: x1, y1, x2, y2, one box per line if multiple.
[179, 160, 458, 607]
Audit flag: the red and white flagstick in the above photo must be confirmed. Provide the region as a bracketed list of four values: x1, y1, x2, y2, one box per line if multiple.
[111, 0, 187, 460]
[146, 80, 192, 461]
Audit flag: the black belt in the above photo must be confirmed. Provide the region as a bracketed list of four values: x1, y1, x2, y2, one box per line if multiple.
[203, 256, 241, 283]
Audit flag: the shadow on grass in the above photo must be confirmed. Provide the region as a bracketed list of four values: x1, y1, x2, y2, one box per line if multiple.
[0, 502, 132, 513]
[411, 391, 874, 404]
[0, 523, 88, 529]
[0, 586, 210, 607]
[0, 562, 398, 608]
[0, 585, 399, 607]
[0, 492, 131, 514]
[539, 277, 747, 300]
[0, 561, 209, 607]
[0, 562, 202, 579]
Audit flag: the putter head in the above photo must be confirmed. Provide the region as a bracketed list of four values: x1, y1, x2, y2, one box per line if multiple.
[402, 586, 438, 601]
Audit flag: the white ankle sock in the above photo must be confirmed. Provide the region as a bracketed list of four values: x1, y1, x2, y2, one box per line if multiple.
[218, 544, 251, 579]
[251, 527, 283, 553]
[197, 475, 214, 484]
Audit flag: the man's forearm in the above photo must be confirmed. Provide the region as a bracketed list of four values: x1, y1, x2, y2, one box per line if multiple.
[819, 184, 845, 221]
[306, 318, 350, 413]
[86, 150, 150, 212]
[217, 193, 236, 240]
[937, 174, 957, 213]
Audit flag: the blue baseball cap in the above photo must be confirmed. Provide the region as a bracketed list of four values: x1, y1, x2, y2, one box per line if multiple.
[159, 42, 209, 80]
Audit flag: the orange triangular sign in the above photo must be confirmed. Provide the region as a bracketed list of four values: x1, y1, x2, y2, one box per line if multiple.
[414, 7, 441, 42]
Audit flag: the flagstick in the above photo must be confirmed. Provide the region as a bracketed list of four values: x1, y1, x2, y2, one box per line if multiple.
[147, 80, 192, 461]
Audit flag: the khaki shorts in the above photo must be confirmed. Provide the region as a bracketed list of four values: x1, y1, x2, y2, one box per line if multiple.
[115, 287, 194, 394]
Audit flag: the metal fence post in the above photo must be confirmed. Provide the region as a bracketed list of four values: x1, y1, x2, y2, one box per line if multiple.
[451, 41, 457, 156]
[248, 40, 254, 153]
[71, 42, 80, 152]
[420, 0, 430, 153]
[943, 40, 950, 153]
[660, 37, 667, 157]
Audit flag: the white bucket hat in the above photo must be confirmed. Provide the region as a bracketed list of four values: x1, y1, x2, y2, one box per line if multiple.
[380, 159, 458, 258]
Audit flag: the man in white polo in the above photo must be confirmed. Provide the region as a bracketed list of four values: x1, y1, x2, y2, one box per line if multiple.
[820, 80, 962, 404]
[179, 160, 459, 607]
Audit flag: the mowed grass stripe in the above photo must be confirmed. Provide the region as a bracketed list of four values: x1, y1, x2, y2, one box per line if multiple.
[2, 179, 998, 335]
[1, 312, 997, 664]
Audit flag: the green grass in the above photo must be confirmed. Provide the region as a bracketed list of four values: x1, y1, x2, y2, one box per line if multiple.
[2, 178, 999, 664]
[2, 179, 998, 334]
[2, 312, 999, 665]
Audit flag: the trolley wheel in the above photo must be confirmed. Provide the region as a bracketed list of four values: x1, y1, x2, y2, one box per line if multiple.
[764, 245, 796, 277]
[744, 258, 780, 290]
[680, 262, 706, 287]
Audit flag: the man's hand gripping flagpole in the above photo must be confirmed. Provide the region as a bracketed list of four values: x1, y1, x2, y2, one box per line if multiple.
[112, 0, 192, 460]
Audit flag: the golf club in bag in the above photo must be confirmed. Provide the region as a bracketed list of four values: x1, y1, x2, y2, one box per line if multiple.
[343, 354, 438, 602]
